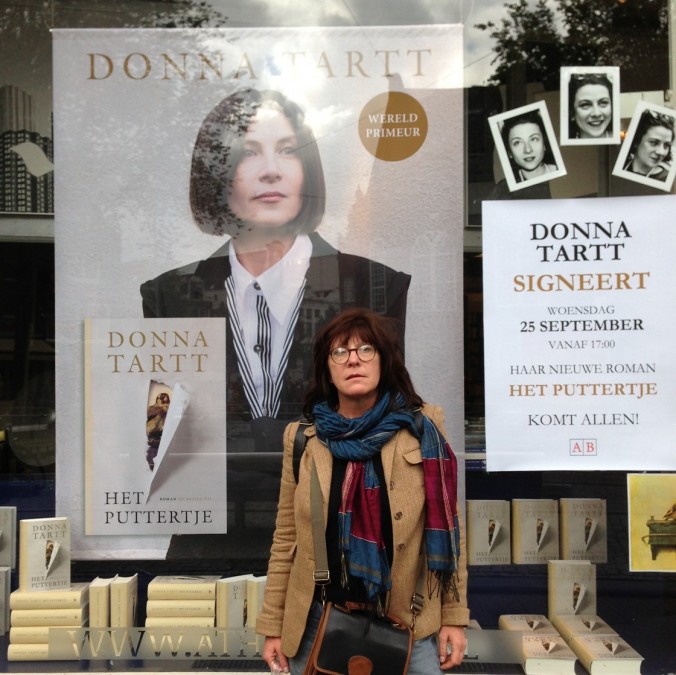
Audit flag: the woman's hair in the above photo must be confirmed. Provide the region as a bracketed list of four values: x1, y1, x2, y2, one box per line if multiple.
[568, 73, 613, 138]
[302, 308, 422, 418]
[499, 111, 554, 182]
[629, 109, 675, 163]
[189, 88, 326, 237]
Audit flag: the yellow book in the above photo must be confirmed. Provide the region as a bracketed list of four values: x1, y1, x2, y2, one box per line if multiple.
[144, 616, 215, 628]
[89, 575, 117, 628]
[146, 599, 215, 617]
[7, 643, 50, 661]
[147, 575, 220, 600]
[10, 606, 87, 627]
[9, 625, 80, 644]
[110, 574, 138, 627]
[9, 582, 89, 610]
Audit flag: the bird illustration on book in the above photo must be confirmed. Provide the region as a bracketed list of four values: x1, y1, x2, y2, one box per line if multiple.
[488, 519, 501, 552]
[540, 639, 556, 654]
[526, 618, 542, 631]
[582, 618, 597, 631]
[602, 638, 619, 654]
[146, 386, 172, 471]
[663, 502, 676, 520]
[572, 582, 586, 613]
[45, 540, 60, 574]
[535, 518, 549, 551]
[584, 517, 598, 550]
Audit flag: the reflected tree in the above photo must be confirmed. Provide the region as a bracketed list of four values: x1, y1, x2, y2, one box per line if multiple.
[476, 0, 669, 92]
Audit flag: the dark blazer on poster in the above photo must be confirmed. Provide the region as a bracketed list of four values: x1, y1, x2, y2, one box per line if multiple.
[140, 231, 411, 558]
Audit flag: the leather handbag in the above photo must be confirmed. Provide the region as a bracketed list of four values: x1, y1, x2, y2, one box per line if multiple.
[302, 460, 424, 675]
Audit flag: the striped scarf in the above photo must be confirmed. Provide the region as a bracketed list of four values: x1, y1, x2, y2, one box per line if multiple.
[313, 393, 460, 601]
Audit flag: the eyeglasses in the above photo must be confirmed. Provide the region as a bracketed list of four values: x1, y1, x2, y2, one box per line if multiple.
[329, 344, 377, 365]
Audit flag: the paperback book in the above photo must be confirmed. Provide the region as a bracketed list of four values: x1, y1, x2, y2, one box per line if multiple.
[147, 574, 220, 600]
[89, 575, 117, 628]
[145, 599, 216, 617]
[9, 582, 89, 610]
[498, 614, 559, 636]
[512, 499, 559, 564]
[18, 517, 71, 592]
[0, 506, 17, 569]
[569, 634, 643, 674]
[216, 574, 254, 654]
[110, 573, 138, 627]
[521, 634, 578, 675]
[466, 500, 511, 565]
[559, 498, 607, 563]
[550, 614, 618, 642]
[10, 606, 88, 627]
[547, 560, 596, 618]
[0, 566, 9, 635]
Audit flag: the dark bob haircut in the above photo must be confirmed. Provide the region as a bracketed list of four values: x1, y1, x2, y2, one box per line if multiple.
[189, 88, 326, 238]
[302, 308, 422, 418]
[629, 109, 675, 163]
[500, 110, 556, 182]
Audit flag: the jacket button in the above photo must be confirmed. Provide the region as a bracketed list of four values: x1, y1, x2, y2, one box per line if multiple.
[390, 480, 395, 490]
[397, 543, 405, 551]
[394, 511, 403, 520]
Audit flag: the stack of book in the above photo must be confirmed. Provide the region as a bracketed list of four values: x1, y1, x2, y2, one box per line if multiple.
[216, 574, 266, 656]
[145, 574, 219, 628]
[89, 575, 117, 627]
[7, 582, 89, 661]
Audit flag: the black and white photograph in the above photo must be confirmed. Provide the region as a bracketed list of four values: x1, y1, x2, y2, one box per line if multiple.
[560, 66, 620, 146]
[613, 101, 676, 192]
[488, 101, 566, 193]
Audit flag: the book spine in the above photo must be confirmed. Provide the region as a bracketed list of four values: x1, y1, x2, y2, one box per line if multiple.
[10, 608, 86, 627]
[9, 625, 79, 644]
[89, 586, 110, 628]
[7, 643, 50, 661]
[10, 590, 88, 610]
[146, 599, 216, 617]
[147, 585, 216, 600]
[144, 616, 215, 627]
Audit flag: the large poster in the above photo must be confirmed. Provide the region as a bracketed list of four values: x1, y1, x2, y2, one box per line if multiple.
[483, 196, 676, 471]
[53, 27, 465, 559]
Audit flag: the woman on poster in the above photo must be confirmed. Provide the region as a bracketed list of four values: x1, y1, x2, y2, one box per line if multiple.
[568, 73, 614, 140]
[256, 308, 469, 674]
[140, 88, 411, 556]
[622, 109, 675, 182]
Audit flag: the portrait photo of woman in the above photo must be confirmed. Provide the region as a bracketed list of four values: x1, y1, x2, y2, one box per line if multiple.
[613, 101, 676, 192]
[140, 87, 411, 557]
[488, 101, 566, 193]
[560, 66, 620, 145]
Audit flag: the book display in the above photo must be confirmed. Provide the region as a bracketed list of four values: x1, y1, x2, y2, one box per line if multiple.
[568, 634, 644, 674]
[466, 500, 511, 565]
[550, 614, 618, 643]
[498, 613, 559, 635]
[511, 499, 560, 564]
[559, 498, 608, 563]
[144, 575, 219, 628]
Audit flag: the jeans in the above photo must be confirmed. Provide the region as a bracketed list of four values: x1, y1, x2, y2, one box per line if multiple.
[289, 601, 444, 675]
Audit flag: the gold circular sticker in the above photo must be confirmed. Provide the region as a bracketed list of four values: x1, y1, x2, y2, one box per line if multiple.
[358, 92, 428, 161]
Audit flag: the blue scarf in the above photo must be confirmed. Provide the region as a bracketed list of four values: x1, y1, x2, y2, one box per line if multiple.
[313, 393, 460, 601]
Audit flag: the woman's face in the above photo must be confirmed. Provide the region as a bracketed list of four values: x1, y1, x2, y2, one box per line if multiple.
[227, 104, 304, 229]
[633, 125, 673, 174]
[573, 84, 612, 138]
[507, 122, 545, 171]
[327, 334, 381, 412]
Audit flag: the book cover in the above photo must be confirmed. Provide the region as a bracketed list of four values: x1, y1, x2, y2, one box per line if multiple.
[9, 581, 89, 610]
[216, 574, 253, 654]
[550, 614, 618, 642]
[512, 499, 560, 564]
[110, 573, 138, 627]
[84, 317, 227, 535]
[466, 500, 511, 565]
[18, 517, 70, 592]
[147, 574, 220, 600]
[247, 575, 267, 655]
[10, 606, 87, 627]
[144, 615, 215, 628]
[145, 598, 216, 617]
[0, 566, 9, 636]
[569, 634, 643, 674]
[7, 643, 50, 661]
[547, 560, 596, 618]
[559, 498, 607, 563]
[89, 575, 117, 628]
[521, 634, 577, 675]
[498, 614, 559, 636]
[0, 506, 17, 569]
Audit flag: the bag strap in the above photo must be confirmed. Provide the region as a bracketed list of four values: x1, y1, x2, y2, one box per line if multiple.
[293, 417, 312, 484]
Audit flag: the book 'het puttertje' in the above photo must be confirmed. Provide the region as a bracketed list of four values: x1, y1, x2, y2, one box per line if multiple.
[18, 517, 70, 592]
[568, 634, 643, 675]
[84, 318, 227, 536]
[0, 566, 10, 636]
[216, 574, 254, 655]
[466, 500, 511, 565]
[147, 575, 220, 600]
[550, 614, 618, 643]
[498, 614, 559, 636]
[89, 575, 117, 628]
[559, 498, 608, 563]
[547, 560, 596, 618]
[521, 634, 578, 675]
[511, 499, 560, 564]
[9, 582, 89, 610]
[0, 506, 17, 569]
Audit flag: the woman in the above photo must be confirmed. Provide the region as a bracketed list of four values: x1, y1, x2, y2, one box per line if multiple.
[141, 90, 410, 556]
[501, 111, 558, 184]
[568, 73, 613, 140]
[256, 308, 469, 674]
[623, 110, 675, 181]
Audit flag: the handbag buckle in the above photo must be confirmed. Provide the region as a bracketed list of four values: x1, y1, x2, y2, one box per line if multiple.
[313, 570, 331, 584]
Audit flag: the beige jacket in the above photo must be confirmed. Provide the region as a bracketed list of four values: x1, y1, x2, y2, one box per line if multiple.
[255, 404, 470, 657]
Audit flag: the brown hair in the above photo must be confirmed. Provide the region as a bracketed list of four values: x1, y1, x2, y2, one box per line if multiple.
[189, 88, 326, 238]
[303, 308, 421, 418]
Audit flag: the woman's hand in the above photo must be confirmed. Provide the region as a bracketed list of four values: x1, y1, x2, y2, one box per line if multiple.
[437, 624, 467, 670]
[262, 637, 290, 673]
